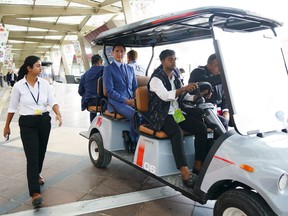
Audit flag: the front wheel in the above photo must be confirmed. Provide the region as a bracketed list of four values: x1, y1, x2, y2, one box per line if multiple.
[214, 189, 276, 216]
[89, 133, 112, 168]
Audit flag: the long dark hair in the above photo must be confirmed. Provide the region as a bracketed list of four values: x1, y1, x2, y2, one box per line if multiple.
[17, 55, 41, 81]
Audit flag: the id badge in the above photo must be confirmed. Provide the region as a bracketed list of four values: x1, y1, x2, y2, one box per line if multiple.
[34, 109, 42, 115]
[173, 109, 185, 123]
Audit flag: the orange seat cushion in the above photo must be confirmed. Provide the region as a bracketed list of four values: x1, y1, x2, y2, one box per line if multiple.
[104, 110, 126, 119]
[135, 86, 149, 112]
[87, 106, 101, 112]
[139, 125, 168, 139]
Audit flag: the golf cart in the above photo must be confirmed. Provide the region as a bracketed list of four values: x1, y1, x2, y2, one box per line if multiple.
[80, 6, 288, 216]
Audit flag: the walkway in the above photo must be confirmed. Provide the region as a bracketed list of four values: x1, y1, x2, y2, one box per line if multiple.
[0, 82, 214, 216]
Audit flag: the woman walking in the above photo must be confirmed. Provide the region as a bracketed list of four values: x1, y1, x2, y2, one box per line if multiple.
[3, 55, 62, 207]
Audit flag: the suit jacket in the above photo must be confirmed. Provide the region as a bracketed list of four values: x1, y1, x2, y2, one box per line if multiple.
[78, 65, 104, 111]
[103, 61, 137, 112]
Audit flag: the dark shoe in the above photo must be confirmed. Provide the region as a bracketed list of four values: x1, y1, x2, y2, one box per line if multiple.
[39, 175, 45, 185]
[32, 193, 42, 207]
[182, 174, 198, 188]
[130, 141, 137, 153]
[122, 130, 131, 153]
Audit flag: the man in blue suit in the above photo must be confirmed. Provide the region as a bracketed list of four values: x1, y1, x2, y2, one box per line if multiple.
[78, 54, 104, 122]
[103, 44, 138, 151]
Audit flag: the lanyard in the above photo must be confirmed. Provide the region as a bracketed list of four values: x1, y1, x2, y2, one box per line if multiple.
[25, 82, 40, 105]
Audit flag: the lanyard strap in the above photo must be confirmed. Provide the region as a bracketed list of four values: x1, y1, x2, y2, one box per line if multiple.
[25, 82, 40, 105]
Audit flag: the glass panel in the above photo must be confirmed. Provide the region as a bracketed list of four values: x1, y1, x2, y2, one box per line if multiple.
[214, 27, 288, 135]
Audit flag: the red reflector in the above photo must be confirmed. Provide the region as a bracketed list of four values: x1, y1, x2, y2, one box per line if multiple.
[136, 144, 145, 167]
[96, 117, 102, 127]
[151, 12, 195, 25]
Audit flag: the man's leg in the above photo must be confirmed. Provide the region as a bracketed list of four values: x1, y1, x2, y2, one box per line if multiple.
[116, 104, 138, 152]
[179, 115, 208, 174]
[161, 115, 188, 169]
[87, 99, 98, 122]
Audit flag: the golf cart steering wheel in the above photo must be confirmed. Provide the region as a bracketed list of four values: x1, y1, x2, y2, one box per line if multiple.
[179, 81, 212, 110]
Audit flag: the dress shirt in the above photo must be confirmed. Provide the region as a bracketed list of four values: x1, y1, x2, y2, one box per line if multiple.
[8, 76, 57, 115]
[11, 73, 15, 81]
[150, 75, 179, 115]
[150, 75, 195, 115]
[113, 60, 123, 71]
[128, 60, 146, 76]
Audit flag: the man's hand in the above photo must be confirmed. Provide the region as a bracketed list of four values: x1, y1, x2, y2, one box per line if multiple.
[201, 89, 212, 99]
[126, 99, 135, 107]
[185, 82, 198, 92]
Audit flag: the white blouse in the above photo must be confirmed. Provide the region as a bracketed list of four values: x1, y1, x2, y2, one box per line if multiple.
[8, 76, 57, 115]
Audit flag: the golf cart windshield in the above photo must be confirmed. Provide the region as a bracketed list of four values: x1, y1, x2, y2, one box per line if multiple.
[214, 28, 288, 135]
[93, 6, 288, 136]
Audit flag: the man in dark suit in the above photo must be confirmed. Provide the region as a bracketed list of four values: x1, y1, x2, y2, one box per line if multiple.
[103, 44, 138, 149]
[78, 54, 104, 122]
[189, 53, 229, 129]
[7, 71, 17, 87]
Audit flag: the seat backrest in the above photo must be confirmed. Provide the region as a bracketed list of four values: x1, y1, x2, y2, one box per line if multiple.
[135, 86, 149, 112]
[101, 74, 150, 100]
[97, 76, 104, 98]
[99, 76, 107, 97]
[137, 76, 150, 87]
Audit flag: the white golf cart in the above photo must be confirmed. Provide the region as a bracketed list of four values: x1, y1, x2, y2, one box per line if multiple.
[80, 6, 288, 216]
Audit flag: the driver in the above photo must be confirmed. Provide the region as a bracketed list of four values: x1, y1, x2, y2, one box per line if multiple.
[148, 49, 210, 187]
[189, 53, 229, 130]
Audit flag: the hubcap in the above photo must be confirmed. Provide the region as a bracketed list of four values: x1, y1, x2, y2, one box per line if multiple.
[90, 141, 99, 160]
[223, 207, 247, 216]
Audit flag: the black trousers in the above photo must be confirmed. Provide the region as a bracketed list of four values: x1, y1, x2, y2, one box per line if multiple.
[19, 112, 51, 196]
[161, 114, 208, 169]
[87, 99, 97, 122]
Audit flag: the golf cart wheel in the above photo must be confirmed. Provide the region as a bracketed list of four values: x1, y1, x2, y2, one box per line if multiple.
[89, 133, 112, 168]
[214, 189, 276, 216]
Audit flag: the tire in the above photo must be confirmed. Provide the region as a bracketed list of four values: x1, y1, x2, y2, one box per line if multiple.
[89, 133, 112, 168]
[214, 189, 276, 216]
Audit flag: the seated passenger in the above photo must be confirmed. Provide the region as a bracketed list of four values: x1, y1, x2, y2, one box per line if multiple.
[189, 53, 230, 130]
[103, 44, 138, 152]
[78, 54, 104, 122]
[127, 50, 146, 76]
[148, 49, 209, 187]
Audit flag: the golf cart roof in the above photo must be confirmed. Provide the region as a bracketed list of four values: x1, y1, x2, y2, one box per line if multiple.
[93, 6, 282, 47]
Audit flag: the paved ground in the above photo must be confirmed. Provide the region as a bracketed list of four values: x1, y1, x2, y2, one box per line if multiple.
[0, 82, 214, 216]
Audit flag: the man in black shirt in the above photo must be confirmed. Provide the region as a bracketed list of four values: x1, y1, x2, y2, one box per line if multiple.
[189, 54, 229, 129]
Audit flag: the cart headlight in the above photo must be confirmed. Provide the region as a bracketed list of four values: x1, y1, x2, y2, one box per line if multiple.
[278, 173, 288, 192]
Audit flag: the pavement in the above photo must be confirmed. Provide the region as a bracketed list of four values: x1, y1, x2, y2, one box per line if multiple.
[0, 82, 214, 216]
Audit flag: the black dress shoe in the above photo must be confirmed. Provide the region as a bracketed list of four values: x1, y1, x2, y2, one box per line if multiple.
[122, 130, 131, 153]
[130, 141, 137, 153]
[182, 174, 198, 188]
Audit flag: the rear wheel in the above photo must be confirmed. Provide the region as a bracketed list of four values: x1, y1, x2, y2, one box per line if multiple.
[89, 133, 112, 168]
[214, 189, 276, 216]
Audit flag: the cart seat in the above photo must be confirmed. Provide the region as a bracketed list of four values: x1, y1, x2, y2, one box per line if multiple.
[135, 86, 169, 139]
[87, 77, 103, 114]
[101, 76, 151, 120]
[135, 86, 194, 139]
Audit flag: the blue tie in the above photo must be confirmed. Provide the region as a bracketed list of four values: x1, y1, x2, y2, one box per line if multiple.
[120, 64, 132, 98]
[120, 64, 128, 81]
[120, 64, 125, 75]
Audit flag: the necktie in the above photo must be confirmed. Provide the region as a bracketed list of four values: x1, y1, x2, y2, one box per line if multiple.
[120, 64, 128, 81]
[120, 64, 125, 74]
